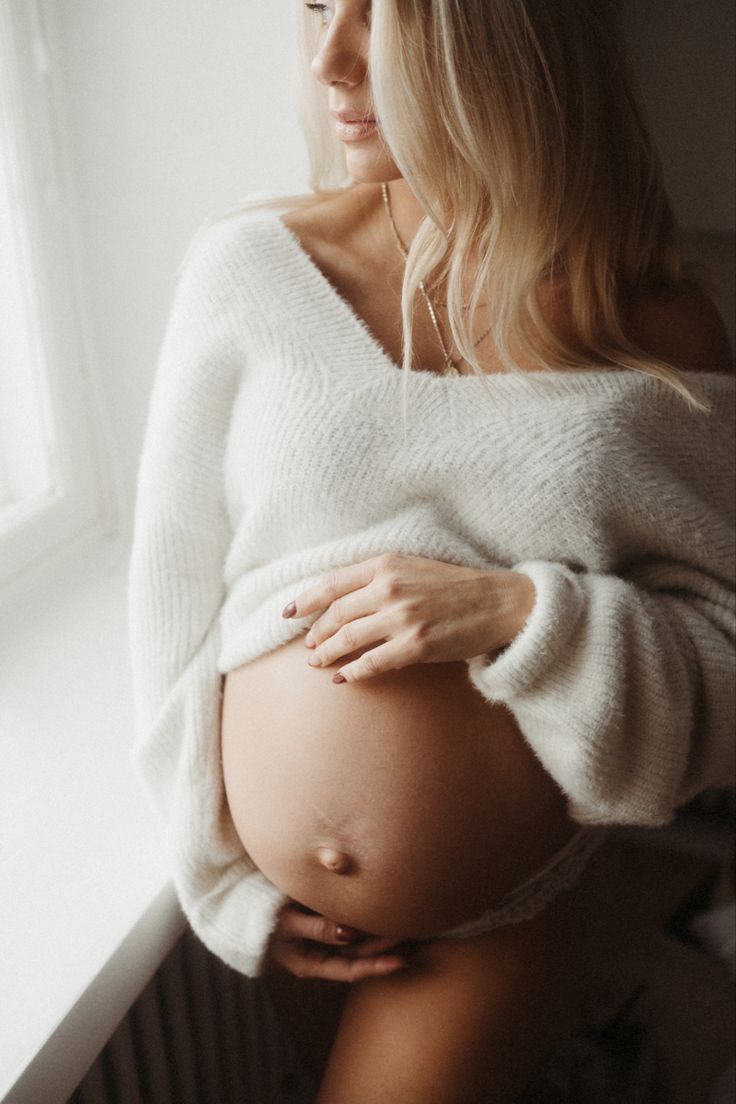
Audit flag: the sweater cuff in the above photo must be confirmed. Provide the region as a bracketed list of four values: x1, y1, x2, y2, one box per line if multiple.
[186, 863, 287, 977]
[466, 560, 586, 701]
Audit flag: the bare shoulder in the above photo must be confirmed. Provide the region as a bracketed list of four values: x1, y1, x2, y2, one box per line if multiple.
[280, 183, 380, 256]
[280, 193, 334, 236]
[623, 283, 735, 375]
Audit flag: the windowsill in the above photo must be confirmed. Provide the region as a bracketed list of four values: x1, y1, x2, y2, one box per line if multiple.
[0, 537, 184, 1104]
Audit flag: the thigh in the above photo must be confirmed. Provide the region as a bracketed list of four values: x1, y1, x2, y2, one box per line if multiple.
[312, 836, 723, 1104]
[315, 887, 587, 1104]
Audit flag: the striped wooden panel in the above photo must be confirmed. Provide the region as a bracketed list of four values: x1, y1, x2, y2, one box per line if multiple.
[66, 928, 314, 1104]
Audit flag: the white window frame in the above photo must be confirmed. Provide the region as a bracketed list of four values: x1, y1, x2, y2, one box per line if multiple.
[0, 0, 116, 609]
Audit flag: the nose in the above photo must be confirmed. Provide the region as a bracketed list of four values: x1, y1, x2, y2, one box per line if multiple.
[310, 12, 369, 89]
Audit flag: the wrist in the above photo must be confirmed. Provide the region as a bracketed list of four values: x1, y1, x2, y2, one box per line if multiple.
[488, 570, 537, 655]
[512, 571, 537, 638]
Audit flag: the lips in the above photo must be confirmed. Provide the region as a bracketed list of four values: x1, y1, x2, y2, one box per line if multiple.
[331, 109, 376, 124]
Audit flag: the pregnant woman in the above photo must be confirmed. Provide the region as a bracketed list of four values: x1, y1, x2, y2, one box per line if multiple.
[127, 1, 735, 1100]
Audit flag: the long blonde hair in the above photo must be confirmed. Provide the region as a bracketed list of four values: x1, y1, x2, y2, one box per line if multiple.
[202, 0, 717, 420]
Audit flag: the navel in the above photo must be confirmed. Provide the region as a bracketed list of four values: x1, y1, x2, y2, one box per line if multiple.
[314, 846, 354, 875]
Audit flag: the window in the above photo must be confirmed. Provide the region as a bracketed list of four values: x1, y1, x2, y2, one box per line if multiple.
[0, 1, 114, 603]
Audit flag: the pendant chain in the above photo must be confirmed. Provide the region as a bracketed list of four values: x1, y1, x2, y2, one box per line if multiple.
[381, 181, 493, 375]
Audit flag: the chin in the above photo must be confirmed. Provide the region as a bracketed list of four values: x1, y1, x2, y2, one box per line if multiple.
[344, 150, 401, 185]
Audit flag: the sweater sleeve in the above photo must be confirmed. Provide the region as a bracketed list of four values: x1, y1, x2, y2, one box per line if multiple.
[127, 222, 287, 976]
[466, 388, 736, 827]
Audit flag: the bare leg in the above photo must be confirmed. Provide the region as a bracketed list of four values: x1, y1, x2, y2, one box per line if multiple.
[314, 885, 586, 1104]
[264, 839, 721, 1103]
[313, 839, 722, 1103]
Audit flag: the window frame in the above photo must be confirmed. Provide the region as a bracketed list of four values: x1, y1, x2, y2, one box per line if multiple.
[0, 0, 116, 608]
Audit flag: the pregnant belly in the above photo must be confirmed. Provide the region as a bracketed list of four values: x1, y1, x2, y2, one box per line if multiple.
[221, 633, 576, 939]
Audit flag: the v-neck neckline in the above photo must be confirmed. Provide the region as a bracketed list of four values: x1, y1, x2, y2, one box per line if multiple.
[260, 207, 730, 404]
[270, 208, 466, 381]
[266, 209, 568, 386]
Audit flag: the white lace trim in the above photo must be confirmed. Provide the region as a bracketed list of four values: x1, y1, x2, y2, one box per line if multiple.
[438, 827, 606, 939]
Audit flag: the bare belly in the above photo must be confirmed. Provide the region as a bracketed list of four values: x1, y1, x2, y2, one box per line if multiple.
[221, 633, 576, 939]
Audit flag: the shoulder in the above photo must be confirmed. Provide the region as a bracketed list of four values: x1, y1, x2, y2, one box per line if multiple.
[280, 182, 380, 253]
[622, 283, 735, 375]
[170, 195, 307, 318]
[180, 186, 366, 282]
[182, 198, 286, 271]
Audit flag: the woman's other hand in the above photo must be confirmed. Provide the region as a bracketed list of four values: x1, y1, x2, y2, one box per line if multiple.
[281, 551, 536, 683]
[267, 901, 410, 982]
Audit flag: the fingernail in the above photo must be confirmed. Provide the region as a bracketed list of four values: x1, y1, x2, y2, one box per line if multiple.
[336, 925, 360, 942]
[332, 672, 346, 684]
[282, 601, 296, 618]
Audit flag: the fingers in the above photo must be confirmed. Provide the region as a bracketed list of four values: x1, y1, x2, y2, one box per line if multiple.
[276, 941, 408, 983]
[349, 934, 407, 957]
[304, 592, 380, 650]
[334, 637, 414, 683]
[279, 905, 407, 955]
[272, 904, 411, 982]
[282, 560, 379, 621]
[278, 904, 361, 947]
[306, 612, 386, 670]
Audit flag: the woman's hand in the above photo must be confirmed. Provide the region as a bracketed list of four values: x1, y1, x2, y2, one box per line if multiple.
[267, 901, 410, 982]
[281, 552, 535, 684]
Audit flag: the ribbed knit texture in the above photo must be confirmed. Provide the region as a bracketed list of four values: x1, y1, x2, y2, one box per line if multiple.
[127, 195, 736, 977]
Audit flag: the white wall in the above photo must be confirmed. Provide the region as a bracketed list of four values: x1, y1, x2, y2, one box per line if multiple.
[51, 0, 734, 533]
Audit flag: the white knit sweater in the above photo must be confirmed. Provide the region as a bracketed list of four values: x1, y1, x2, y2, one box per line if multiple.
[127, 197, 736, 977]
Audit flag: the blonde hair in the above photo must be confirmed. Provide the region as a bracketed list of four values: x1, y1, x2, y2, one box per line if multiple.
[204, 0, 718, 423]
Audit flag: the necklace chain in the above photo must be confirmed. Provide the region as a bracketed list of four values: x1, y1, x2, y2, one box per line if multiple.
[381, 181, 493, 376]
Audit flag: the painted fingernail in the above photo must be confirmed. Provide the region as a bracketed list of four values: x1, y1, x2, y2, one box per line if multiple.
[282, 601, 296, 618]
[336, 925, 360, 942]
[333, 672, 346, 683]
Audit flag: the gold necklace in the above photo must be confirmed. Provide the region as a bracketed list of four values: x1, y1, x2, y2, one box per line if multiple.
[381, 181, 493, 375]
